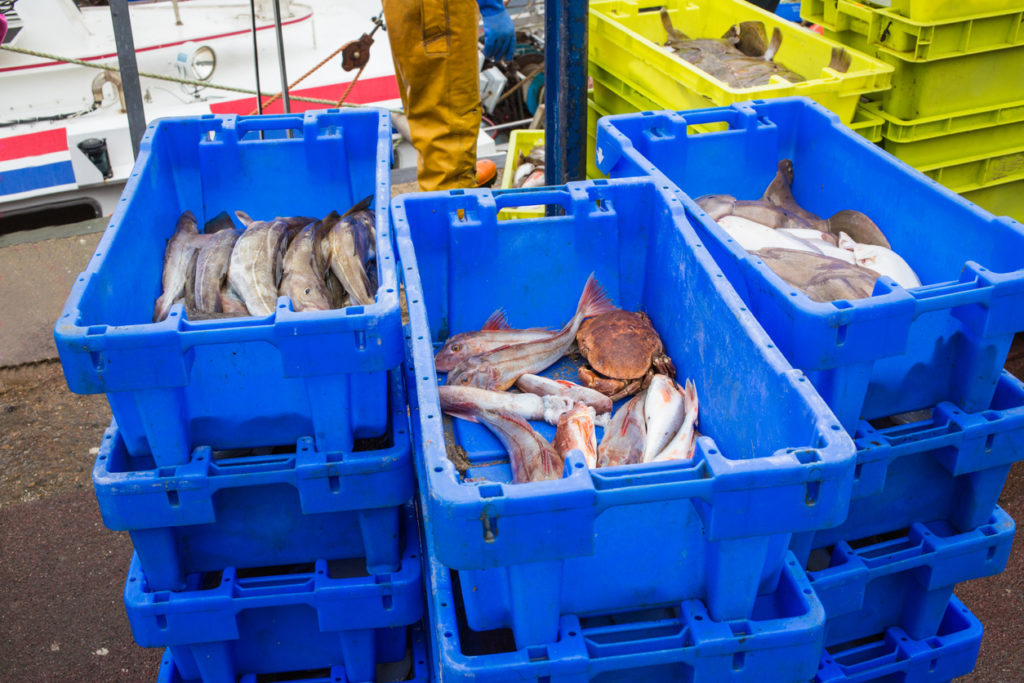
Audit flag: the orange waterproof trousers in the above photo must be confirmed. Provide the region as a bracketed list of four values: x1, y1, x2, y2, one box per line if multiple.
[382, 0, 481, 191]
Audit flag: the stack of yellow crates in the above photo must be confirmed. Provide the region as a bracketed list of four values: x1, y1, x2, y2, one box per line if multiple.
[803, 0, 1024, 221]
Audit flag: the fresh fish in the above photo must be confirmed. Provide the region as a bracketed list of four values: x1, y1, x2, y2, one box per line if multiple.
[651, 379, 699, 462]
[280, 222, 332, 311]
[447, 275, 616, 390]
[696, 194, 738, 220]
[838, 232, 920, 289]
[717, 215, 821, 254]
[219, 284, 249, 316]
[154, 211, 205, 322]
[450, 404, 563, 484]
[762, 160, 823, 227]
[642, 375, 685, 463]
[227, 219, 289, 316]
[182, 249, 201, 318]
[439, 385, 574, 426]
[520, 169, 545, 189]
[514, 160, 538, 188]
[204, 211, 238, 234]
[434, 310, 555, 373]
[827, 209, 891, 249]
[328, 197, 376, 306]
[234, 210, 254, 227]
[755, 247, 879, 302]
[554, 403, 598, 469]
[732, 201, 818, 231]
[779, 228, 838, 246]
[597, 394, 646, 468]
[515, 374, 613, 414]
[194, 228, 241, 314]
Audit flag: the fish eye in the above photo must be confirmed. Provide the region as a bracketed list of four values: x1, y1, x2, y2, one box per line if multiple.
[304, 288, 311, 295]
[450, 344, 460, 352]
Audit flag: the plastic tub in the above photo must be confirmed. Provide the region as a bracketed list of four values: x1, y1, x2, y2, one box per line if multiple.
[395, 176, 856, 647]
[807, 506, 1013, 645]
[54, 109, 402, 467]
[589, 0, 892, 124]
[596, 97, 1024, 430]
[93, 369, 413, 590]
[126, 507, 424, 683]
[962, 177, 1024, 222]
[815, 595, 983, 682]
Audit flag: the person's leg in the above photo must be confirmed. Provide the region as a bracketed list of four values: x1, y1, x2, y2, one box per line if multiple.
[382, 0, 481, 191]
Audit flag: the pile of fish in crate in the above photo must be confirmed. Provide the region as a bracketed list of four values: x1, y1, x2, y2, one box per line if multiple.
[55, 110, 427, 683]
[56, 99, 1024, 681]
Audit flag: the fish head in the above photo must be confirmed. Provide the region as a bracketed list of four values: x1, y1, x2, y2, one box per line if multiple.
[434, 336, 475, 373]
[446, 357, 501, 390]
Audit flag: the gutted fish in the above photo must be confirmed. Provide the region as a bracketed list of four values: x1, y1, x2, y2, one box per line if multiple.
[328, 196, 376, 306]
[439, 385, 574, 426]
[554, 403, 599, 468]
[515, 373, 613, 415]
[154, 211, 205, 322]
[597, 394, 646, 468]
[651, 379, 699, 462]
[642, 374, 686, 463]
[194, 228, 242, 315]
[281, 221, 332, 312]
[462, 406, 564, 484]
[227, 219, 289, 316]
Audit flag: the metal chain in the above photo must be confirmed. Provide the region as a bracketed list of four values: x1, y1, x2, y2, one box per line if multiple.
[0, 44, 399, 112]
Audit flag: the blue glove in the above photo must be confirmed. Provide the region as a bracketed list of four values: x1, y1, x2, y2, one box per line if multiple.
[478, 0, 515, 62]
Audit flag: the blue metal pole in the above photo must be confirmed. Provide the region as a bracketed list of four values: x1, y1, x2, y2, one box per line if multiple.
[545, 0, 588, 186]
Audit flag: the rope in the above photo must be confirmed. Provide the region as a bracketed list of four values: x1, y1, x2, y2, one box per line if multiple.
[337, 62, 368, 106]
[0, 44, 399, 112]
[249, 42, 347, 115]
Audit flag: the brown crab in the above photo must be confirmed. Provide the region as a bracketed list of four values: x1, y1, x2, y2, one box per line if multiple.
[575, 310, 676, 401]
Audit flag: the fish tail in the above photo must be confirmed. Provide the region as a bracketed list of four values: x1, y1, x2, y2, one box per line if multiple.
[482, 309, 510, 331]
[153, 295, 169, 322]
[234, 210, 253, 226]
[441, 400, 480, 424]
[577, 273, 616, 320]
[684, 379, 699, 418]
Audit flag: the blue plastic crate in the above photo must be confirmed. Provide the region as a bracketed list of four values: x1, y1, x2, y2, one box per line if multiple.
[395, 177, 856, 647]
[815, 595, 983, 682]
[54, 109, 402, 467]
[93, 368, 412, 590]
[776, 2, 802, 22]
[595, 97, 1024, 431]
[809, 505, 1012, 646]
[125, 506, 424, 683]
[790, 370, 1024, 558]
[418, 489, 827, 683]
[156, 625, 431, 683]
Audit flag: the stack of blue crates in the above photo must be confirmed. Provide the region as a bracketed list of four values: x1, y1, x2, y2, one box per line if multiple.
[593, 96, 1024, 681]
[55, 109, 423, 682]
[395, 177, 864, 681]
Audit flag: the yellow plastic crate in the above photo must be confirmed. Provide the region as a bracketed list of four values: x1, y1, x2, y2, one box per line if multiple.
[498, 101, 606, 221]
[961, 178, 1024, 222]
[850, 104, 884, 143]
[589, 0, 892, 124]
[884, 0, 1024, 23]
[802, 0, 1024, 60]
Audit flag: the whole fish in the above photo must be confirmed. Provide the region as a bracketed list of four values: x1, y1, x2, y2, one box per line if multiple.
[755, 247, 879, 302]
[182, 249, 201, 318]
[828, 209, 891, 249]
[642, 375, 685, 463]
[434, 310, 554, 373]
[447, 274, 616, 390]
[154, 211, 204, 322]
[651, 379, 699, 462]
[554, 403, 598, 469]
[227, 219, 289, 316]
[515, 374, 613, 415]
[194, 228, 241, 314]
[838, 232, 920, 289]
[204, 211, 238, 233]
[450, 404, 564, 484]
[328, 197, 376, 306]
[280, 222, 332, 311]
[439, 385, 574, 426]
[597, 394, 646, 468]
[520, 169, 546, 189]
[779, 228, 838, 246]
[717, 215, 821, 254]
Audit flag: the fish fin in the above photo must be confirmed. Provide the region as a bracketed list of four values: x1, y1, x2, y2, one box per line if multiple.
[660, 7, 690, 42]
[684, 379, 698, 416]
[577, 273, 617, 320]
[234, 210, 254, 227]
[764, 27, 782, 61]
[828, 47, 851, 73]
[482, 309, 511, 331]
[443, 408, 479, 424]
[342, 194, 374, 218]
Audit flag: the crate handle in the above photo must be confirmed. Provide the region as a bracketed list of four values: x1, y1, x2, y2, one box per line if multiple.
[672, 105, 762, 133]
[492, 187, 574, 213]
[230, 115, 307, 141]
[908, 267, 993, 316]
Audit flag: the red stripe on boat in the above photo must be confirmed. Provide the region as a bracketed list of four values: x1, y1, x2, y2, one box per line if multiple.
[208, 75, 400, 115]
[0, 128, 68, 163]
